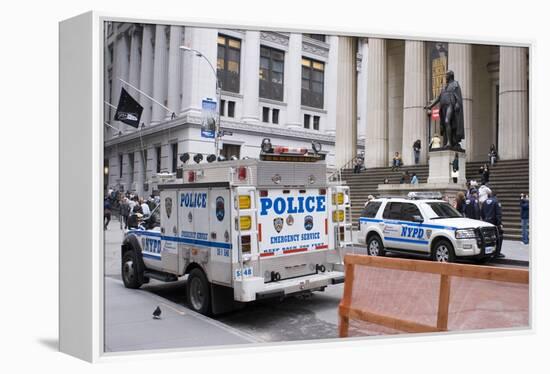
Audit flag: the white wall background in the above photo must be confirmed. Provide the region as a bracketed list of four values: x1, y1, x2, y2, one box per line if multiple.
[0, 0, 547, 373]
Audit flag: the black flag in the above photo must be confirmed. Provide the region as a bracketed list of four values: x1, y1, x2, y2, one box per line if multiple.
[115, 87, 143, 128]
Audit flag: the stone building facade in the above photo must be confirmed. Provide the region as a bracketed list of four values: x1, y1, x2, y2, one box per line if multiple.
[103, 22, 529, 196]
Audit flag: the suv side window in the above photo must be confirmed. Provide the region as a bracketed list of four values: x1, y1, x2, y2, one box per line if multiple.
[361, 201, 382, 218]
[401, 203, 422, 222]
[383, 202, 403, 220]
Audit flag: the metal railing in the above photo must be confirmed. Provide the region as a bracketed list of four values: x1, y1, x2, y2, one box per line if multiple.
[328, 155, 363, 183]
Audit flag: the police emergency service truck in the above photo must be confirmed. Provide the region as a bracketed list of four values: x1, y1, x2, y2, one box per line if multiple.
[121, 140, 350, 314]
[358, 193, 498, 263]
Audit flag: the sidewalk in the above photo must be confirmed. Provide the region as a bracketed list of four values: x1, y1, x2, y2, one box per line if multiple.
[350, 230, 529, 267]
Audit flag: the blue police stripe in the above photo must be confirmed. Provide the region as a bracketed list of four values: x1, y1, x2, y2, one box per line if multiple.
[359, 217, 456, 231]
[142, 253, 161, 260]
[384, 237, 429, 245]
[129, 230, 233, 249]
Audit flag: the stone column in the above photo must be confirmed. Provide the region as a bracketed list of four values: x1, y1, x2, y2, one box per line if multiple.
[357, 38, 369, 143]
[325, 35, 339, 137]
[166, 25, 183, 119]
[112, 31, 130, 127]
[126, 28, 141, 132]
[402, 40, 427, 165]
[498, 46, 528, 160]
[139, 25, 154, 126]
[180, 28, 218, 117]
[241, 31, 260, 124]
[365, 38, 387, 168]
[285, 33, 303, 129]
[335, 37, 357, 168]
[448, 43, 473, 160]
[160, 144, 171, 173]
[151, 25, 169, 123]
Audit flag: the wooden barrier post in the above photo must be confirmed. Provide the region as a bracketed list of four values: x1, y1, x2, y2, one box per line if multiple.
[436, 274, 451, 331]
[338, 262, 355, 337]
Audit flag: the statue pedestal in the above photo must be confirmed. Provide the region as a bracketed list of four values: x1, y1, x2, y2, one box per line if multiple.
[427, 148, 466, 185]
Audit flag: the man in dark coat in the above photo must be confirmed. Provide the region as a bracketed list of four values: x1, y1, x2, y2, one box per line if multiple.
[463, 189, 480, 220]
[425, 70, 465, 148]
[481, 192, 505, 258]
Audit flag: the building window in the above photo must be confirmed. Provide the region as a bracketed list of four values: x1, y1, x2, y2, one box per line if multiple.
[272, 108, 279, 124]
[220, 99, 226, 117]
[228, 101, 236, 118]
[304, 114, 311, 129]
[313, 115, 320, 130]
[155, 146, 161, 173]
[118, 154, 123, 178]
[259, 46, 284, 101]
[217, 35, 241, 93]
[171, 143, 178, 173]
[303, 34, 326, 42]
[221, 143, 241, 160]
[301, 58, 325, 109]
[262, 107, 270, 123]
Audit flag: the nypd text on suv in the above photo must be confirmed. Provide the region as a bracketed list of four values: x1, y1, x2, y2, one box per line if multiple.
[358, 194, 499, 262]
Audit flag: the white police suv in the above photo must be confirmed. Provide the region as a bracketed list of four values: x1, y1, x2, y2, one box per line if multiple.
[358, 193, 498, 262]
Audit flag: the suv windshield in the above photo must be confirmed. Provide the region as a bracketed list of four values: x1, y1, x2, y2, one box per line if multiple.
[425, 202, 462, 219]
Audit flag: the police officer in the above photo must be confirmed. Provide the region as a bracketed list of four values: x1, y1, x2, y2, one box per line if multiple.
[481, 191, 505, 258]
[463, 188, 480, 220]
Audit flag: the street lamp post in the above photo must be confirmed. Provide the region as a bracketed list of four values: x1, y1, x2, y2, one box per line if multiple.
[179, 45, 222, 157]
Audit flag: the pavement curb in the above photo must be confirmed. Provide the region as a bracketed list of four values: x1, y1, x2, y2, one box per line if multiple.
[492, 259, 529, 267]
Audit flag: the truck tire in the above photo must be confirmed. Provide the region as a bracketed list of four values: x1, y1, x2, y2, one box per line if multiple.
[432, 239, 456, 263]
[367, 234, 386, 256]
[187, 268, 211, 315]
[121, 250, 144, 289]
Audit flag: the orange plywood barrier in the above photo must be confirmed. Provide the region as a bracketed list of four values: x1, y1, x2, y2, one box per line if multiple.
[338, 255, 529, 338]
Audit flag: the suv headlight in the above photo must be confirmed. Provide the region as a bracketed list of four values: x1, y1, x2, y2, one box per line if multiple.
[455, 229, 477, 240]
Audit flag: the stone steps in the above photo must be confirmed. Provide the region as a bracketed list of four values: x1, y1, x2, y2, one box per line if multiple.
[341, 158, 529, 241]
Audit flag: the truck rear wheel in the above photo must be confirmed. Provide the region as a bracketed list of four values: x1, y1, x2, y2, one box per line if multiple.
[187, 268, 211, 315]
[122, 250, 144, 289]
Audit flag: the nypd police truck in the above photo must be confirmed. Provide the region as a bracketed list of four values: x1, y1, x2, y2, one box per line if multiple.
[358, 193, 499, 263]
[121, 139, 350, 315]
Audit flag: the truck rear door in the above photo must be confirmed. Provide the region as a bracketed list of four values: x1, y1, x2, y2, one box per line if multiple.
[257, 188, 329, 258]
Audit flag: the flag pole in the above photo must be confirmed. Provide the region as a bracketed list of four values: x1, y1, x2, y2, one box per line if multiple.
[118, 78, 176, 118]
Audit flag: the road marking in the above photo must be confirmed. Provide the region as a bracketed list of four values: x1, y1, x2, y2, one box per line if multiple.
[160, 302, 186, 316]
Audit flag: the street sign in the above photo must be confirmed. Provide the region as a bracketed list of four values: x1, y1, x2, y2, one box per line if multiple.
[201, 98, 217, 139]
[431, 107, 440, 120]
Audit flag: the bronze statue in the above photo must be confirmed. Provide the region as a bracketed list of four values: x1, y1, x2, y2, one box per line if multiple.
[425, 70, 465, 149]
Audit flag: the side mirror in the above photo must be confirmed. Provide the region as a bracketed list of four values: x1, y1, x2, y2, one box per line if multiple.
[412, 215, 424, 223]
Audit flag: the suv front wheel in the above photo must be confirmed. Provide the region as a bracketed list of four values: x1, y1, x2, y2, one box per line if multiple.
[367, 234, 386, 257]
[432, 239, 456, 263]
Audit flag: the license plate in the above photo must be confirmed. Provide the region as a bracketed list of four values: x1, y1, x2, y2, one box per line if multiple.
[485, 246, 494, 254]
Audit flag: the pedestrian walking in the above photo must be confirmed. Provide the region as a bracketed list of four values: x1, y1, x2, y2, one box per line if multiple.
[353, 155, 364, 174]
[463, 189, 480, 220]
[413, 139, 421, 165]
[104, 197, 112, 230]
[489, 144, 498, 166]
[141, 198, 151, 216]
[456, 191, 466, 215]
[520, 193, 529, 244]
[479, 164, 490, 185]
[481, 192, 504, 258]
[400, 170, 411, 184]
[478, 183, 491, 206]
[119, 197, 130, 229]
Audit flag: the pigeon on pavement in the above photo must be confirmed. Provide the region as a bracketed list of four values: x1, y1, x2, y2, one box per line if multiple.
[152, 306, 162, 319]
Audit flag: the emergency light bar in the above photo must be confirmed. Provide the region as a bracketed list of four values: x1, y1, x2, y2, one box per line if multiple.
[407, 191, 443, 200]
[259, 138, 322, 162]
